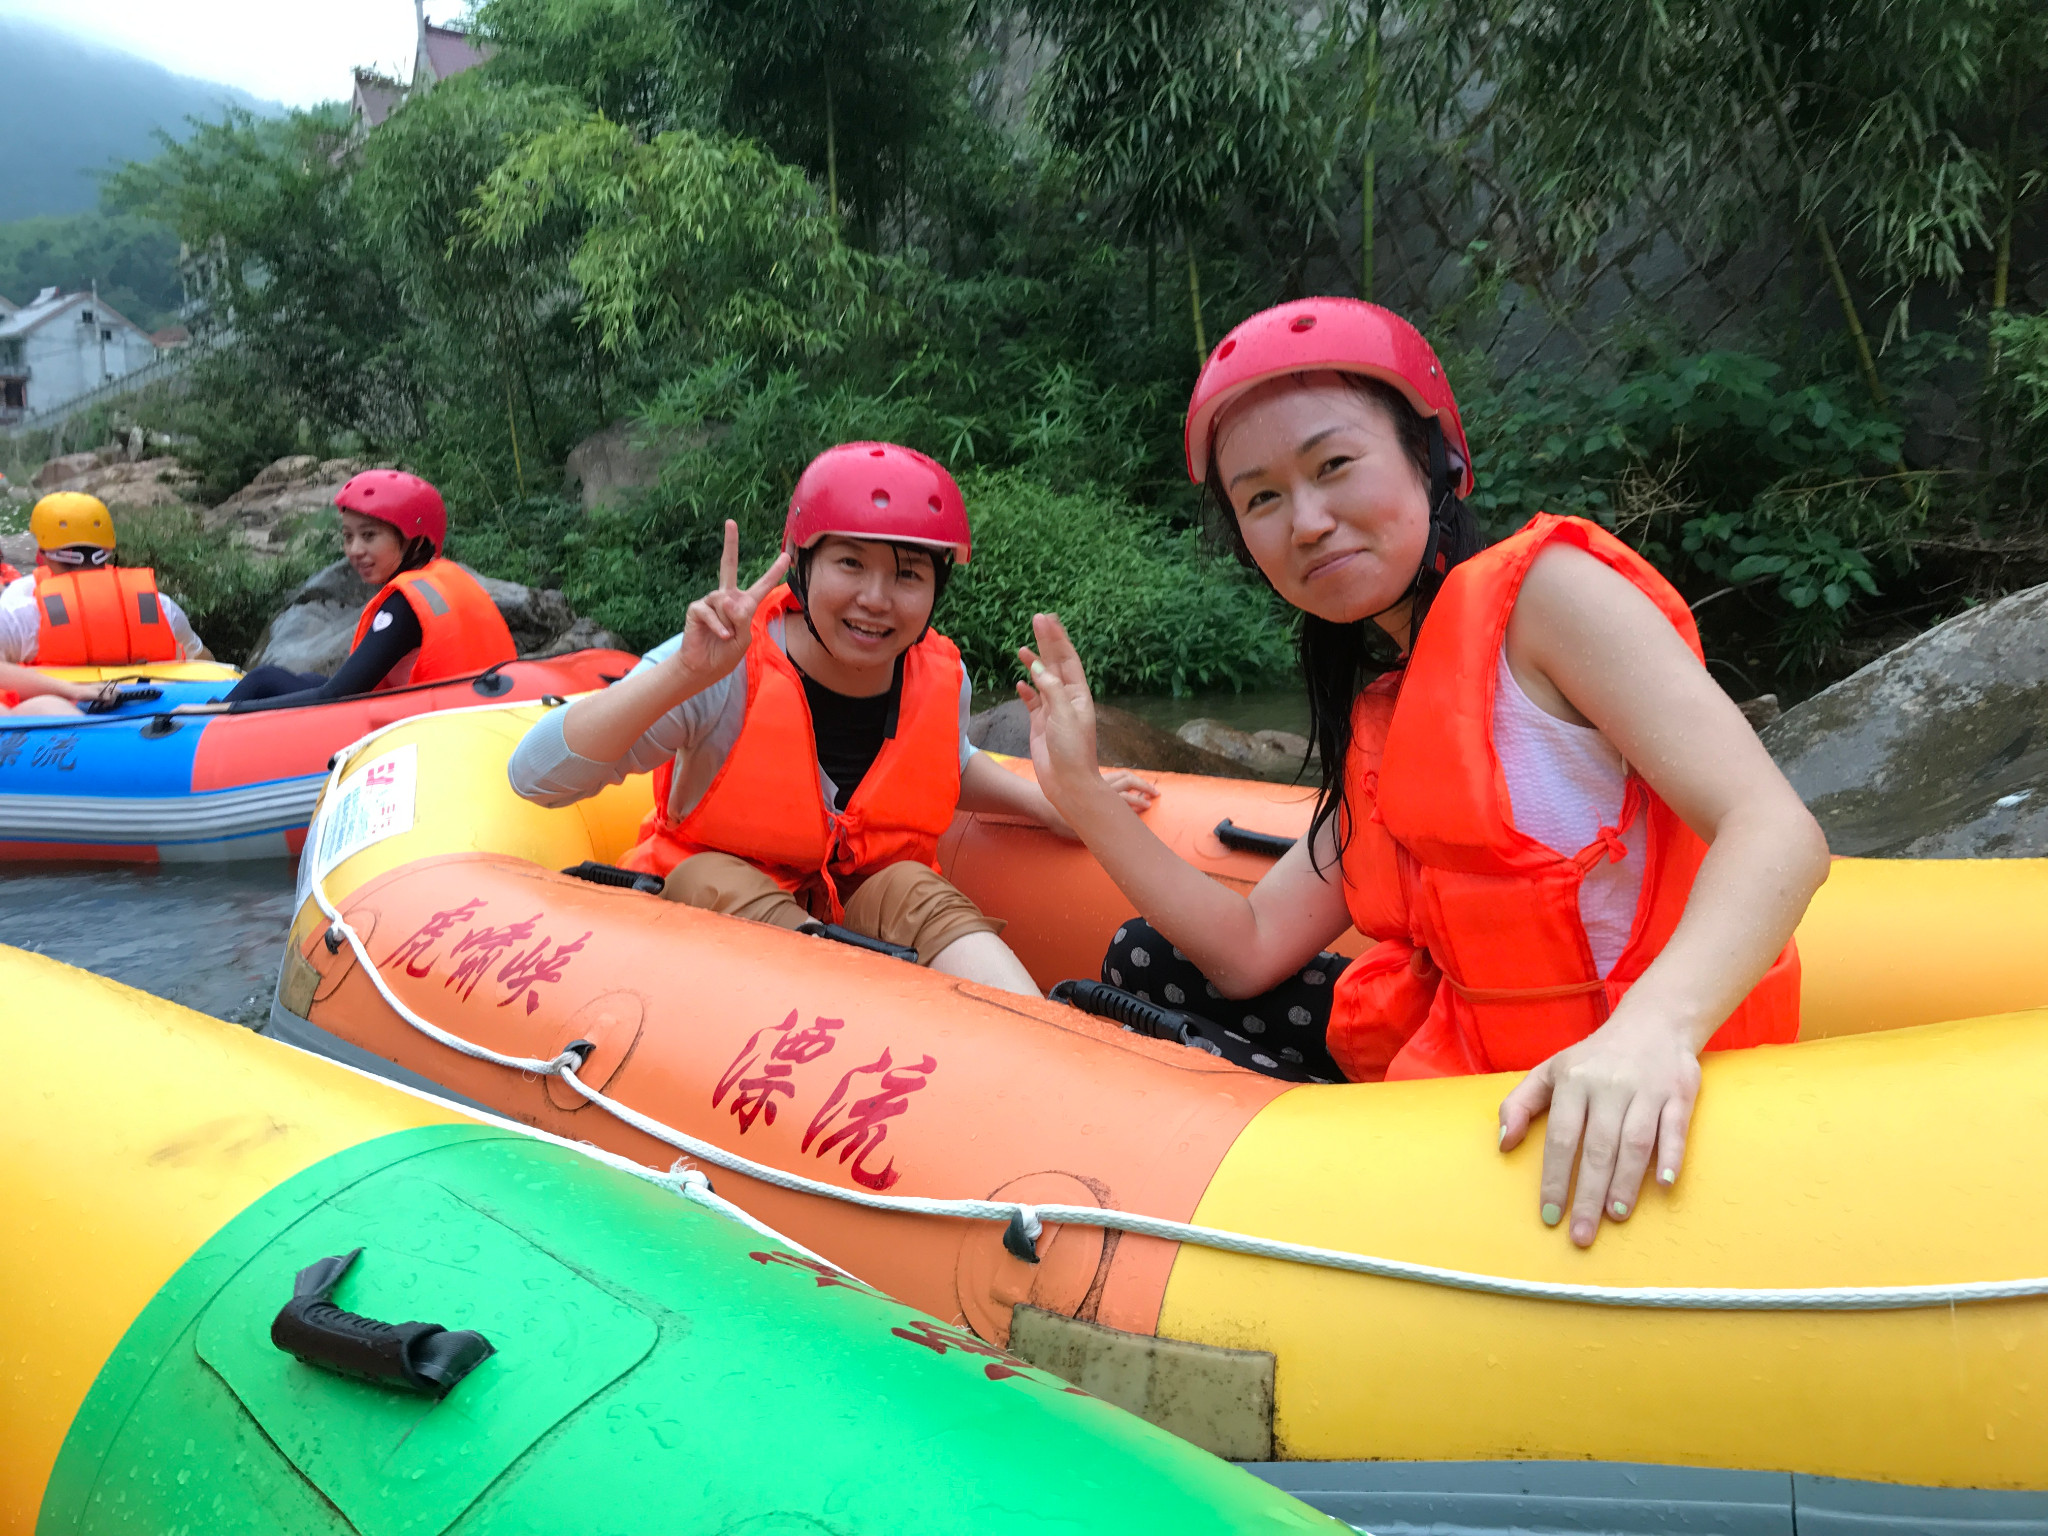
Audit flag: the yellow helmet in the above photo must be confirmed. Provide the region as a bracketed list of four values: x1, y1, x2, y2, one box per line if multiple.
[30, 492, 116, 553]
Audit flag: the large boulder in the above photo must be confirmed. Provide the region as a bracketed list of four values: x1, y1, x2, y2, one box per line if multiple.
[1175, 718, 1316, 777]
[247, 559, 623, 675]
[30, 444, 196, 509]
[203, 455, 372, 556]
[1763, 582, 2048, 857]
[565, 421, 668, 512]
[969, 699, 1265, 780]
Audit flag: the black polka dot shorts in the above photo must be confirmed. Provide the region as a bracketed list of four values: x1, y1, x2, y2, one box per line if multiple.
[1100, 916, 1351, 1083]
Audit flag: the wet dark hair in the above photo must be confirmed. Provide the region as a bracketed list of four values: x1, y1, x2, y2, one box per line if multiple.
[1205, 373, 1485, 869]
[398, 535, 437, 574]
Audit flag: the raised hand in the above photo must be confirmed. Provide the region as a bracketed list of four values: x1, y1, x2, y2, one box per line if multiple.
[1017, 612, 1105, 814]
[672, 520, 790, 686]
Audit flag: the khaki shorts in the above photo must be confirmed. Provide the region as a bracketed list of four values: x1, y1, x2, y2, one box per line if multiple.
[661, 851, 1002, 963]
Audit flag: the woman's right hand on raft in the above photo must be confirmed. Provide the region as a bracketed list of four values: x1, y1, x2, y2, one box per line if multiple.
[673, 520, 790, 688]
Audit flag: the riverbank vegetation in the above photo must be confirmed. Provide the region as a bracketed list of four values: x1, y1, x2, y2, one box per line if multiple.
[69, 0, 2048, 696]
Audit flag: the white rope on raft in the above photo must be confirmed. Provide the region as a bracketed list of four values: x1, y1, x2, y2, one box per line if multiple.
[305, 711, 2048, 1315]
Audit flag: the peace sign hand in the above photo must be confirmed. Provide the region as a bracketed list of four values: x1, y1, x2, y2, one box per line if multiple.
[671, 520, 790, 687]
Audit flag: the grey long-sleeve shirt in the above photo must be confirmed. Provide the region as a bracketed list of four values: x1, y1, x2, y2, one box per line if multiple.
[506, 615, 978, 823]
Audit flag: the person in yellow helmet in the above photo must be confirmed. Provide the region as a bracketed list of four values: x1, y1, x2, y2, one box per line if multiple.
[0, 493, 211, 667]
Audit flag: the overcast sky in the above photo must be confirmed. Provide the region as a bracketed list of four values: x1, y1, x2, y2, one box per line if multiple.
[0, 0, 474, 109]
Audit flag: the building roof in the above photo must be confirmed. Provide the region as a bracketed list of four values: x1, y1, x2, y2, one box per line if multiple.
[150, 326, 192, 349]
[0, 289, 149, 342]
[419, 22, 492, 86]
[0, 293, 16, 317]
[352, 68, 405, 129]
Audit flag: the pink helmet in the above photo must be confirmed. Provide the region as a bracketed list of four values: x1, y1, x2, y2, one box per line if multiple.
[335, 470, 447, 553]
[784, 442, 972, 564]
[1184, 297, 1473, 496]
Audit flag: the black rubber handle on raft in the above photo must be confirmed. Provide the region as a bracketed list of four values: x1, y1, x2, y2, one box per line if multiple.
[1049, 979, 1222, 1056]
[1213, 818, 1297, 858]
[271, 1248, 495, 1399]
[798, 921, 919, 965]
[83, 686, 163, 714]
[561, 860, 666, 896]
[471, 664, 517, 698]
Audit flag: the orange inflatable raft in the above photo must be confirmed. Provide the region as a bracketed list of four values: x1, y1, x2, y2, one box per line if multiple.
[270, 701, 2048, 1489]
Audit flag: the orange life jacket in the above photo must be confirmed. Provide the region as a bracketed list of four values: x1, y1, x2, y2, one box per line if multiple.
[1325, 513, 1800, 1082]
[349, 558, 516, 690]
[621, 586, 966, 920]
[33, 565, 181, 667]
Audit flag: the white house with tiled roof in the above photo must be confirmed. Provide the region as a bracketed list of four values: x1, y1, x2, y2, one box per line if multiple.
[0, 288, 158, 425]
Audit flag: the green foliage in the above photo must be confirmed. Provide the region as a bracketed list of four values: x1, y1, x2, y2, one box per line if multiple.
[75, 0, 2048, 701]
[112, 507, 325, 664]
[1461, 350, 1924, 663]
[944, 470, 1293, 694]
[0, 211, 183, 328]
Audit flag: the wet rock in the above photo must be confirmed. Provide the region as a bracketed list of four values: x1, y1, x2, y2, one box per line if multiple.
[968, 699, 1265, 780]
[247, 558, 622, 675]
[1736, 694, 1782, 730]
[246, 560, 377, 674]
[0, 532, 32, 573]
[1176, 718, 1315, 776]
[1763, 583, 2048, 856]
[203, 455, 373, 556]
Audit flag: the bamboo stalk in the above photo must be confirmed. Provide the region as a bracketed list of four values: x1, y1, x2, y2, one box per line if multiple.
[1185, 234, 1207, 367]
[1360, 6, 1379, 302]
[1730, 5, 1886, 406]
[825, 72, 840, 223]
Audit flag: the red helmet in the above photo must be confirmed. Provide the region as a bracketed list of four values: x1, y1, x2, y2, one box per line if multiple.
[334, 470, 447, 553]
[784, 442, 972, 564]
[1184, 297, 1473, 497]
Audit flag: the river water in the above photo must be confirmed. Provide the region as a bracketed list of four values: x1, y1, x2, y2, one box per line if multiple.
[0, 858, 299, 1021]
[1, 688, 1310, 1017]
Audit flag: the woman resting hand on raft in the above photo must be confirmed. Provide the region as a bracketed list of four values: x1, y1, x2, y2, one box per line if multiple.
[508, 442, 1156, 999]
[1021, 299, 1830, 1247]
[213, 470, 516, 711]
[0, 660, 105, 716]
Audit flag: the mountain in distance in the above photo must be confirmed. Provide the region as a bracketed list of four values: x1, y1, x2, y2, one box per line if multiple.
[0, 16, 283, 222]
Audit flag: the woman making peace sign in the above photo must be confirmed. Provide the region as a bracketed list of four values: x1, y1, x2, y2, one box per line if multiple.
[509, 441, 1155, 996]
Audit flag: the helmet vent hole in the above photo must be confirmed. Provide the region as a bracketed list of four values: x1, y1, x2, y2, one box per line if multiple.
[1216, 339, 1236, 360]
[870, 448, 886, 458]
[1290, 315, 1317, 332]
[872, 490, 891, 510]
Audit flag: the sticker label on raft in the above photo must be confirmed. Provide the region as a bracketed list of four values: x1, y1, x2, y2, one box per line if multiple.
[313, 742, 418, 880]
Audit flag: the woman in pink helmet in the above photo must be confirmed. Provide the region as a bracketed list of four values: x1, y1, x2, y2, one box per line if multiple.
[509, 442, 1156, 997]
[1021, 298, 1828, 1247]
[225, 470, 515, 708]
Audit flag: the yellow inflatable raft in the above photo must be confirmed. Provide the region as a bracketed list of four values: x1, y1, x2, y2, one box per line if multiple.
[272, 702, 2048, 1490]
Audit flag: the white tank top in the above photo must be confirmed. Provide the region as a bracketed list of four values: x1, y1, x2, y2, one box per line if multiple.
[1492, 649, 1646, 976]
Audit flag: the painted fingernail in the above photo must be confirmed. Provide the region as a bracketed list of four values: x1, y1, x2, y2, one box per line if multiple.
[1658, 1167, 1677, 1186]
[1540, 1203, 1562, 1227]
[1610, 1200, 1629, 1219]
[1497, 1124, 1508, 1148]
[1030, 662, 1050, 681]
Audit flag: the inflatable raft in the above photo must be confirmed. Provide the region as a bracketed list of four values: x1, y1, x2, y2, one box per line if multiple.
[0, 650, 632, 861]
[271, 703, 2048, 1492]
[1, 945, 1337, 1535]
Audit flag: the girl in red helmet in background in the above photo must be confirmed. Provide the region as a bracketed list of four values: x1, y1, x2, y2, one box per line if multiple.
[223, 470, 516, 708]
[1021, 298, 1829, 1247]
[509, 442, 1155, 997]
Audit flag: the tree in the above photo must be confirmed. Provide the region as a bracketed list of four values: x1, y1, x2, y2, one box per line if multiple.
[475, 0, 712, 133]
[694, 0, 966, 236]
[1022, 0, 1305, 364]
